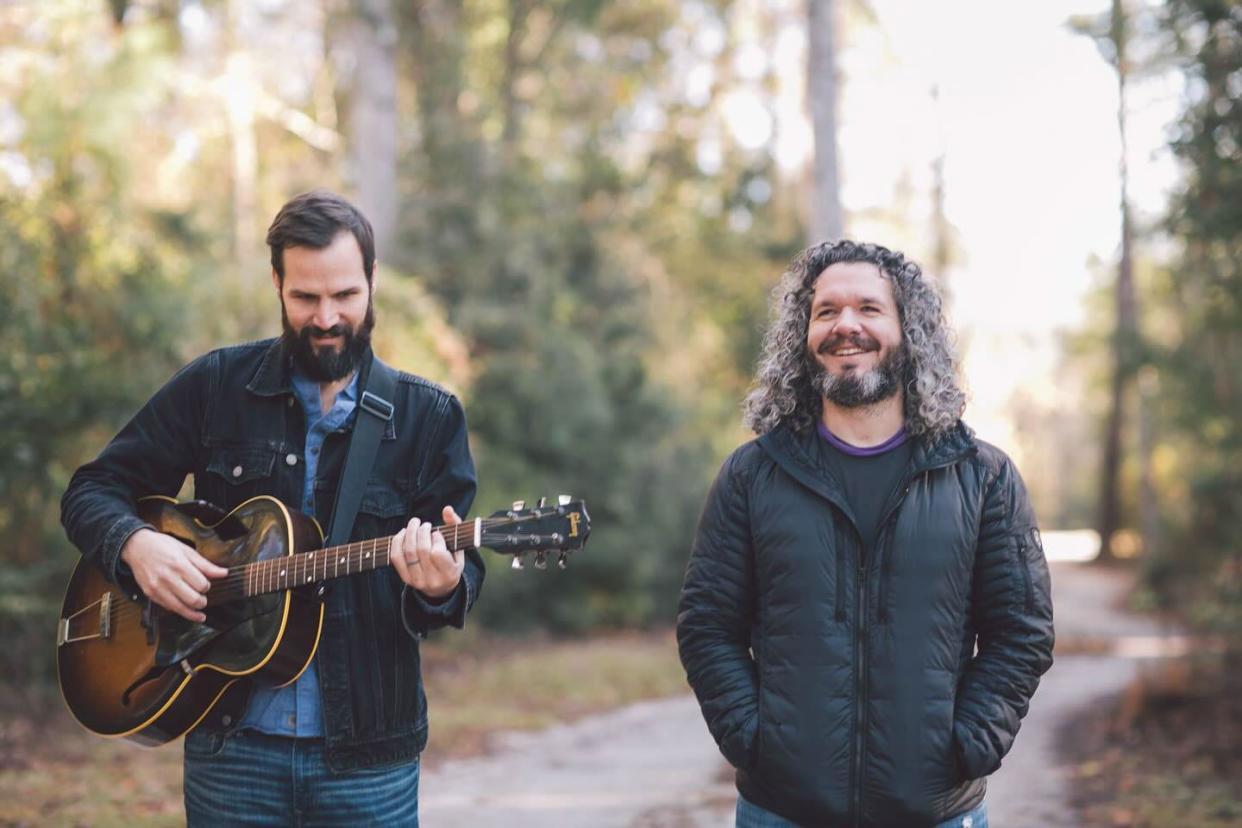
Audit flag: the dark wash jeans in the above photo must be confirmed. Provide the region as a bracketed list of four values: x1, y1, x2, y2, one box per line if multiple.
[184, 729, 419, 826]
[736, 795, 988, 828]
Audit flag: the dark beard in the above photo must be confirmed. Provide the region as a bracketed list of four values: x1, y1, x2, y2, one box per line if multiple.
[281, 297, 375, 382]
[810, 336, 907, 409]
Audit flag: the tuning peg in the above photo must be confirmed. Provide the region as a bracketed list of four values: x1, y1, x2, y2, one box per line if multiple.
[511, 555, 525, 571]
[557, 552, 569, 570]
[534, 550, 548, 570]
[537, 497, 547, 508]
[512, 500, 525, 511]
[558, 494, 571, 506]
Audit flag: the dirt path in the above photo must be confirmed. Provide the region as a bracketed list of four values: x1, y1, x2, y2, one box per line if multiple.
[984, 561, 1181, 826]
[420, 562, 1181, 827]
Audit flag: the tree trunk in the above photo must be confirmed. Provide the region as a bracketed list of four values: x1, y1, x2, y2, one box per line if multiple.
[500, 0, 529, 165]
[405, 0, 482, 311]
[807, 0, 843, 243]
[223, 0, 258, 287]
[342, 0, 399, 260]
[1096, 0, 1140, 561]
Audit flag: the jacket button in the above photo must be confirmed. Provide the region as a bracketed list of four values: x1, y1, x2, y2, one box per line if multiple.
[286, 454, 298, 466]
[221, 715, 232, 726]
[232, 466, 243, 478]
[287, 397, 295, 407]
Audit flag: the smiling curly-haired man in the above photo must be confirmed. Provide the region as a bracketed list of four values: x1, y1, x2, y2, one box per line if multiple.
[677, 240, 1054, 828]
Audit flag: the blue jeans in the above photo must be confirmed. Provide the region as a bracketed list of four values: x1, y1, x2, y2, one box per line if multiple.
[183, 729, 419, 826]
[736, 796, 987, 828]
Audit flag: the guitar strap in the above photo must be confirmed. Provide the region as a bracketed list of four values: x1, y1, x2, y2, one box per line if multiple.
[325, 353, 398, 548]
[189, 355, 400, 727]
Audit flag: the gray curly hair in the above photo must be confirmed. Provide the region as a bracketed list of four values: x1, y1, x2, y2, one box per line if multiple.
[742, 240, 966, 440]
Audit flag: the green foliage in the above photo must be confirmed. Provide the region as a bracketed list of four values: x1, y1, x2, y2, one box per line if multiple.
[1139, 0, 1242, 639]
[0, 5, 205, 703]
[1, 0, 806, 690]
[393, 0, 793, 630]
[2, 18, 170, 527]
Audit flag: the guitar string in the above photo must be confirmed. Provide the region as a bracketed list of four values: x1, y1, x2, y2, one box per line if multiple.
[103, 532, 403, 626]
[102, 509, 585, 627]
[102, 531, 396, 626]
[104, 529, 426, 626]
[201, 515, 542, 595]
[99, 513, 580, 627]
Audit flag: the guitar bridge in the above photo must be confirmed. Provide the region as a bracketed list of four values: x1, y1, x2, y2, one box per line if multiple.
[57, 591, 113, 647]
[99, 591, 112, 640]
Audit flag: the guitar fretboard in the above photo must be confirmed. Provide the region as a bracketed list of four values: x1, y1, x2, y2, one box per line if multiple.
[205, 521, 478, 607]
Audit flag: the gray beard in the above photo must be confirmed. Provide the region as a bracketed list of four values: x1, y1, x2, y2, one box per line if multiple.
[811, 347, 906, 409]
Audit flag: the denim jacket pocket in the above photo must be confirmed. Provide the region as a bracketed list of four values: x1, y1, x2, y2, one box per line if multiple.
[203, 448, 279, 509]
[206, 448, 277, 485]
[359, 483, 408, 519]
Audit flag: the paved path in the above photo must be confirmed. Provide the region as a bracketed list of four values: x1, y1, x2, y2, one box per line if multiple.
[420, 695, 731, 828]
[421, 562, 1181, 827]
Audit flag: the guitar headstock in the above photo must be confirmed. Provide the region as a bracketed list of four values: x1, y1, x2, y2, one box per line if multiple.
[483, 496, 590, 570]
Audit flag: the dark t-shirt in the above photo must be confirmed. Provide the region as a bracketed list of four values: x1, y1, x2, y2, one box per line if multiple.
[816, 422, 913, 553]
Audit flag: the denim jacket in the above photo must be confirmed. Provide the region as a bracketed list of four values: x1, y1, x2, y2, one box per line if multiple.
[61, 338, 484, 771]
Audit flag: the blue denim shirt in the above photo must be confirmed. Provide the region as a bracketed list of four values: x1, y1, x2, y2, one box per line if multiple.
[240, 368, 359, 737]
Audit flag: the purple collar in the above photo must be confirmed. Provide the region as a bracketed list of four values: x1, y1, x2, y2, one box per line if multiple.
[817, 422, 909, 457]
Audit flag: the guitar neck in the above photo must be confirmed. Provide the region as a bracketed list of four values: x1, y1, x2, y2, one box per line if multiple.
[206, 519, 481, 606]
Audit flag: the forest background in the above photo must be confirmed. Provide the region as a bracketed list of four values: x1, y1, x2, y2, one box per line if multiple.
[0, 0, 1237, 820]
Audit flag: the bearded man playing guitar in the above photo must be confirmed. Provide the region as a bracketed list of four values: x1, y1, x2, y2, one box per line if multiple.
[61, 190, 482, 825]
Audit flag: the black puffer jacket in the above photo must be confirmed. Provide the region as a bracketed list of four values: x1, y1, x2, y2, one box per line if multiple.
[677, 421, 1054, 828]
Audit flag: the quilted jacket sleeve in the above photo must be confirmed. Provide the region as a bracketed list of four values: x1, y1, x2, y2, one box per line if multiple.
[953, 452, 1055, 779]
[676, 448, 759, 770]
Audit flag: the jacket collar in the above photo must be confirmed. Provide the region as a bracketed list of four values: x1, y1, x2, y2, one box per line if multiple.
[757, 418, 978, 507]
[246, 338, 293, 397]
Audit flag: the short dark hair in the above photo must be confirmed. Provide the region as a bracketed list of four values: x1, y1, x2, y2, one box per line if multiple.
[266, 190, 376, 282]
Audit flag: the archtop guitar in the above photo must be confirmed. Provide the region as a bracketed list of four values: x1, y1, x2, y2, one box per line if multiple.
[57, 494, 589, 746]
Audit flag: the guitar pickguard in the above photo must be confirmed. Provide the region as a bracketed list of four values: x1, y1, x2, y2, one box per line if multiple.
[150, 596, 284, 669]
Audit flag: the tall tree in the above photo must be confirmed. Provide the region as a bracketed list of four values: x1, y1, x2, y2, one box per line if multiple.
[225, 0, 259, 276]
[401, 0, 486, 313]
[339, 0, 399, 258]
[1073, 0, 1144, 560]
[1100, 0, 1143, 561]
[807, 0, 844, 242]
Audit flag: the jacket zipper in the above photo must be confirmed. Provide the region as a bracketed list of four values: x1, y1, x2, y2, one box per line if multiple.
[835, 541, 848, 621]
[851, 556, 868, 828]
[851, 459, 965, 825]
[852, 493, 898, 827]
[1016, 540, 1035, 614]
[756, 429, 976, 826]
[873, 485, 909, 625]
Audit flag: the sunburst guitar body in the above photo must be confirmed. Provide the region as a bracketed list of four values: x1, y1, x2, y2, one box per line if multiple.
[56, 494, 589, 746]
